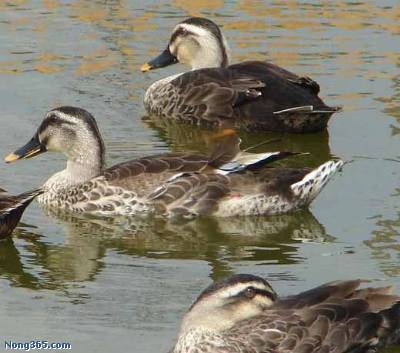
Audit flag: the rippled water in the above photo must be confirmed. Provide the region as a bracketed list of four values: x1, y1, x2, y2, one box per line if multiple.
[0, 1, 399, 352]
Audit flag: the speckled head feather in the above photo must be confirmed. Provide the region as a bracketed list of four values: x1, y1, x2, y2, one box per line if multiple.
[193, 274, 277, 306]
[38, 106, 106, 169]
[180, 274, 278, 334]
[173, 277, 400, 353]
[47, 106, 102, 141]
[169, 17, 230, 69]
[180, 18, 223, 39]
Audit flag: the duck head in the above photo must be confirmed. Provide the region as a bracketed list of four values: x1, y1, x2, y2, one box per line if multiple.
[5, 106, 106, 179]
[141, 17, 230, 72]
[180, 274, 277, 333]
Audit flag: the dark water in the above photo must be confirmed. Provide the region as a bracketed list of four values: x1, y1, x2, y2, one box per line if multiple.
[0, 1, 399, 352]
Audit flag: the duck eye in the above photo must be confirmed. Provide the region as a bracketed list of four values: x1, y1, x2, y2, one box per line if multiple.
[244, 287, 256, 298]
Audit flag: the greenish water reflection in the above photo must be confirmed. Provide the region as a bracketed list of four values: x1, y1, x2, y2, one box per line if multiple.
[0, 1, 399, 352]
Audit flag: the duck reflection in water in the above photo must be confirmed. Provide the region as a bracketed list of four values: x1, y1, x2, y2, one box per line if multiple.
[0, 205, 332, 293]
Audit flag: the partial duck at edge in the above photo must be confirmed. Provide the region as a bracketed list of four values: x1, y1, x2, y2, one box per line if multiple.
[0, 188, 42, 238]
[141, 17, 341, 133]
[171, 274, 400, 353]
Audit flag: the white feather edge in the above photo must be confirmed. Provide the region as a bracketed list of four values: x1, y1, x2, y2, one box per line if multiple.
[216, 152, 282, 175]
[1, 190, 42, 217]
[274, 105, 336, 114]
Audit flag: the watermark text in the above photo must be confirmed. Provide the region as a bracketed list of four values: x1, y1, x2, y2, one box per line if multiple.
[5, 340, 71, 351]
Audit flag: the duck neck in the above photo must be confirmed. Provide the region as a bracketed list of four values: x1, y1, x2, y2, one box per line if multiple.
[179, 297, 265, 335]
[190, 47, 229, 70]
[65, 158, 103, 182]
[190, 37, 230, 70]
[44, 140, 105, 190]
[180, 303, 239, 334]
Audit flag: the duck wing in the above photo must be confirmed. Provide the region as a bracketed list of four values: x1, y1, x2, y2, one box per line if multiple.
[0, 188, 42, 237]
[170, 67, 266, 125]
[274, 280, 363, 309]
[224, 283, 400, 353]
[103, 133, 293, 197]
[132, 158, 338, 218]
[170, 61, 340, 131]
[57, 134, 298, 216]
[103, 153, 213, 196]
[147, 173, 231, 217]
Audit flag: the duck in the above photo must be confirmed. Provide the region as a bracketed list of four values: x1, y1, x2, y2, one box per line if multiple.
[5, 106, 343, 217]
[171, 273, 400, 353]
[141, 17, 341, 133]
[0, 187, 42, 238]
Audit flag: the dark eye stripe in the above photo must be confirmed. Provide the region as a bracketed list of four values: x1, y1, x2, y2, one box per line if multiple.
[170, 28, 195, 45]
[253, 288, 277, 301]
[237, 287, 276, 301]
[39, 115, 75, 134]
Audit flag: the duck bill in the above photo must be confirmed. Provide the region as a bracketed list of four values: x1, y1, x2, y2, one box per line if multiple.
[4, 134, 46, 163]
[141, 48, 178, 72]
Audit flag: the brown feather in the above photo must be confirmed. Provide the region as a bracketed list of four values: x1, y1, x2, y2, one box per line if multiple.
[0, 189, 42, 238]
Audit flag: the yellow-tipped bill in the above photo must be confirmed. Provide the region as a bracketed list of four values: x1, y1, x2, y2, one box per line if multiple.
[141, 63, 152, 72]
[141, 48, 178, 73]
[4, 152, 20, 163]
[4, 135, 46, 164]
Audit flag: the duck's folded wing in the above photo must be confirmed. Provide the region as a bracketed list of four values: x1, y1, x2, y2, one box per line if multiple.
[271, 305, 382, 353]
[274, 280, 363, 309]
[146, 173, 231, 217]
[229, 62, 340, 118]
[228, 295, 399, 353]
[170, 68, 266, 122]
[103, 153, 212, 195]
[230, 61, 321, 95]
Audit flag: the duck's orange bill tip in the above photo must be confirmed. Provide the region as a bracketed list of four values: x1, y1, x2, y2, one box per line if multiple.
[141, 63, 152, 72]
[210, 128, 237, 140]
[4, 152, 20, 163]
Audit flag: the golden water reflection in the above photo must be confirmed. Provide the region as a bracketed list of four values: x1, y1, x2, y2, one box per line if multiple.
[0, 2, 399, 351]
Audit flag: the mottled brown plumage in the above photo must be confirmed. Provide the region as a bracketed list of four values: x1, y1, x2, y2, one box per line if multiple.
[5, 107, 343, 217]
[143, 18, 341, 132]
[172, 275, 400, 353]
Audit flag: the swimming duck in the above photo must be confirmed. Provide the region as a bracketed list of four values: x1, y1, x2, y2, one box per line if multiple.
[171, 274, 400, 353]
[141, 17, 340, 132]
[5, 106, 343, 217]
[0, 187, 42, 238]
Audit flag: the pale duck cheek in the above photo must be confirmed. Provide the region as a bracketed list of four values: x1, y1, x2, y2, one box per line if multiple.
[45, 137, 63, 153]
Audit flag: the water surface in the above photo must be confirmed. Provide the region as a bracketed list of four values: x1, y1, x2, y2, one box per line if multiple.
[0, 1, 399, 352]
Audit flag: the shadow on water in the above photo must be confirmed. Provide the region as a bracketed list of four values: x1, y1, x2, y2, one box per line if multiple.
[0, 208, 333, 290]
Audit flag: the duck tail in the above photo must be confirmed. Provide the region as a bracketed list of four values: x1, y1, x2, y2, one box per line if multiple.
[291, 159, 344, 203]
[14, 188, 43, 211]
[0, 188, 42, 238]
[1, 188, 43, 217]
